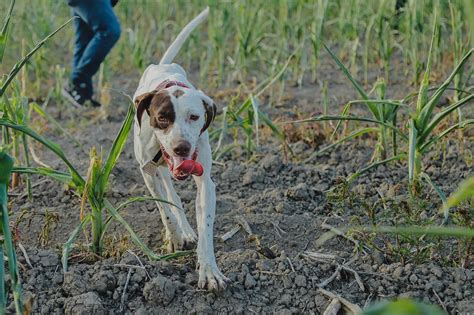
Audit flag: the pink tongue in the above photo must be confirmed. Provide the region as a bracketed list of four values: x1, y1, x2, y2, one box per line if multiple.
[174, 160, 204, 177]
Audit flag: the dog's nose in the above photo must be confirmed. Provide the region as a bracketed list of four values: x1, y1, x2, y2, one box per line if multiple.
[173, 141, 191, 157]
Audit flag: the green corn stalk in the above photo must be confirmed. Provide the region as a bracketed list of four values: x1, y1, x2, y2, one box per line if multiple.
[408, 13, 474, 193]
[323, 43, 402, 160]
[0, 152, 23, 314]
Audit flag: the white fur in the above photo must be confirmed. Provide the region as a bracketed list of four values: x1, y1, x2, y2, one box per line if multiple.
[133, 7, 228, 291]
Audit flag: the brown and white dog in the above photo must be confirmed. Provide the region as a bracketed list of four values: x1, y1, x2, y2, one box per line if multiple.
[132, 8, 229, 291]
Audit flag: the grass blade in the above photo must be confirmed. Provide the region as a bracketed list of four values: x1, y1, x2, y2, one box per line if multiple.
[104, 199, 183, 261]
[419, 172, 448, 222]
[346, 153, 406, 183]
[408, 120, 417, 185]
[0, 118, 84, 186]
[290, 115, 407, 140]
[419, 94, 474, 144]
[443, 177, 474, 211]
[62, 215, 92, 272]
[417, 48, 474, 128]
[0, 0, 15, 64]
[0, 17, 75, 97]
[99, 100, 135, 198]
[305, 127, 377, 163]
[420, 119, 474, 152]
[12, 166, 72, 185]
[323, 43, 378, 116]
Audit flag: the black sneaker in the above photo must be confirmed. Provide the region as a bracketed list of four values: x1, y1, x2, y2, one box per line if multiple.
[62, 86, 86, 108]
[62, 87, 102, 108]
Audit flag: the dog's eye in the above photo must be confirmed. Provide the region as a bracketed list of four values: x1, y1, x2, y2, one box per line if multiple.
[190, 115, 199, 121]
[157, 116, 167, 122]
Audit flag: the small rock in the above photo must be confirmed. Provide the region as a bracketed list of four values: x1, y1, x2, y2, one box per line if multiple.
[92, 271, 116, 295]
[279, 293, 292, 306]
[431, 266, 443, 278]
[143, 274, 176, 306]
[260, 155, 282, 171]
[409, 274, 418, 284]
[393, 266, 404, 279]
[286, 183, 310, 201]
[244, 273, 257, 289]
[64, 292, 105, 315]
[294, 275, 307, 287]
[63, 271, 89, 296]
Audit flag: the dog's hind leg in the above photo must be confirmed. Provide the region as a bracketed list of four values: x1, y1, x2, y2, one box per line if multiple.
[140, 168, 197, 252]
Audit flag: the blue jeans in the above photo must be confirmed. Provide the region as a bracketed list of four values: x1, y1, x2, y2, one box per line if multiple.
[67, 0, 121, 98]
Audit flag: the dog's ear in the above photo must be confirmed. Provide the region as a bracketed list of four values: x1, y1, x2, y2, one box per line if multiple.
[134, 92, 155, 128]
[201, 98, 217, 134]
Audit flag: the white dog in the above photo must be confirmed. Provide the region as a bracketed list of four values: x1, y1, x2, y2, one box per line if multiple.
[132, 8, 229, 291]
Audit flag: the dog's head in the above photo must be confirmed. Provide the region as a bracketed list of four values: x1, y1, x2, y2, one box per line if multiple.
[135, 86, 216, 170]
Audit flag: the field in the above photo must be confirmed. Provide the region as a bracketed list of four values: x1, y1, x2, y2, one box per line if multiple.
[1, 0, 473, 314]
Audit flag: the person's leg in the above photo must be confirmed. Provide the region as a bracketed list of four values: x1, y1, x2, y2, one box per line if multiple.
[71, 0, 121, 99]
[71, 11, 94, 96]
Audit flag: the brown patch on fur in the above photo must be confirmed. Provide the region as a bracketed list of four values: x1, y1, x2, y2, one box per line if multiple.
[134, 92, 155, 128]
[134, 91, 175, 132]
[201, 100, 217, 134]
[148, 92, 175, 133]
[172, 89, 185, 98]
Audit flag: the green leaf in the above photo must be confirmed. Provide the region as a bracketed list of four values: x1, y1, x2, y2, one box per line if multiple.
[420, 119, 474, 152]
[0, 151, 14, 184]
[323, 43, 378, 117]
[0, 0, 15, 64]
[346, 154, 406, 183]
[418, 94, 474, 145]
[62, 215, 92, 272]
[291, 115, 407, 140]
[305, 127, 377, 163]
[419, 172, 448, 221]
[0, 17, 75, 97]
[363, 298, 445, 315]
[99, 99, 135, 198]
[408, 120, 418, 184]
[0, 118, 84, 187]
[444, 177, 474, 211]
[12, 166, 72, 185]
[416, 48, 473, 129]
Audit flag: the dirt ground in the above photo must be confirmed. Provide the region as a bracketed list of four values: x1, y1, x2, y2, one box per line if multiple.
[6, 56, 474, 314]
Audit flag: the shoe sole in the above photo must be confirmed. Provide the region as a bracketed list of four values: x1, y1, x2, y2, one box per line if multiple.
[61, 88, 83, 108]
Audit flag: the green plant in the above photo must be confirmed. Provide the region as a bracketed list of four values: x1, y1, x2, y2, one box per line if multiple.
[407, 26, 474, 194]
[0, 98, 187, 271]
[443, 177, 474, 212]
[0, 151, 23, 314]
[291, 23, 473, 218]
[362, 298, 444, 315]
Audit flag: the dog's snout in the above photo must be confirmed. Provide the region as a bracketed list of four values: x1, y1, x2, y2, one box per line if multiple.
[173, 141, 191, 157]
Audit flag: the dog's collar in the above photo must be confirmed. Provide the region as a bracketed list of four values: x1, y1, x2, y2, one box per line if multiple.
[155, 79, 190, 91]
[141, 145, 203, 180]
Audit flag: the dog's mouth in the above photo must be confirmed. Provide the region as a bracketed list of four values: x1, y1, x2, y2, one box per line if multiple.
[160, 145, 203, 180]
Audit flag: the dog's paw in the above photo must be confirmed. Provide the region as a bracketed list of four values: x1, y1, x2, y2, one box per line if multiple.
[197, 261, 230, 291]
[166, 228, 197, 252]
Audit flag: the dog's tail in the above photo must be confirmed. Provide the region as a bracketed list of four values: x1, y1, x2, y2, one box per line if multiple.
[159, 7, 209, 65]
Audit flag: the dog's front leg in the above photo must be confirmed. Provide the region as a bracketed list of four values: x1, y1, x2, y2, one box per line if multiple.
[193, 137, 229, 290]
